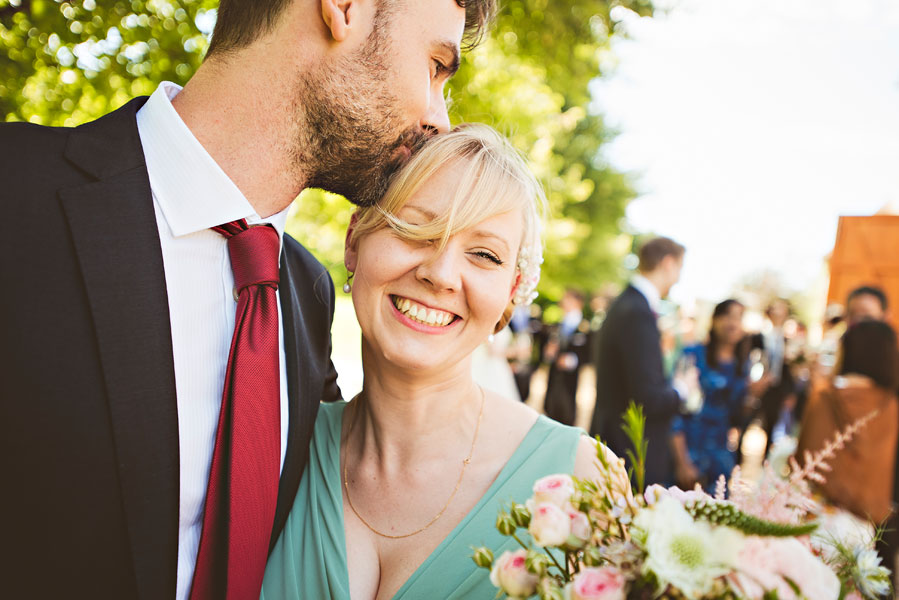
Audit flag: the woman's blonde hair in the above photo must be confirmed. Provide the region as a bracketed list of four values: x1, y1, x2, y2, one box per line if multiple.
[349, 123, 545, 331]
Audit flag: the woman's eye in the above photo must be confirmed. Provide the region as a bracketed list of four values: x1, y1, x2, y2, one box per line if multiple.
[433, 60, 447, 78]
[472, 250, 503, 265]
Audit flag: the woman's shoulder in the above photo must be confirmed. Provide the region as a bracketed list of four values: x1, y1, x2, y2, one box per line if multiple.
[573, 436, 634, 504]
[480, 394, 581, 470]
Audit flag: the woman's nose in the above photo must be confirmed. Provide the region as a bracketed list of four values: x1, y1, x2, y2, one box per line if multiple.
[415, 247, 461, 292]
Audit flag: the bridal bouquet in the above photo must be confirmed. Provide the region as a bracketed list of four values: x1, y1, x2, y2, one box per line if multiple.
[472, 405, 891, 599]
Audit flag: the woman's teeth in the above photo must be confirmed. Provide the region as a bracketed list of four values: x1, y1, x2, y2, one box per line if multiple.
[393, 296, 455, 327]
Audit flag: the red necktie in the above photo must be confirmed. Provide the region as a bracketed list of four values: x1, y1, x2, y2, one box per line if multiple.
[190, 219, 282, 600]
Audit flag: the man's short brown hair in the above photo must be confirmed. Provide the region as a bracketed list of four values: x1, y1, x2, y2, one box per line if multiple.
[207, 0, 497, 57]
[638, 236, 685, 273]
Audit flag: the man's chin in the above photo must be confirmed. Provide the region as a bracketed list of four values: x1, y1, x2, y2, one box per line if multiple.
[308, 147, 410, 206]
[311, 174, 389, 207]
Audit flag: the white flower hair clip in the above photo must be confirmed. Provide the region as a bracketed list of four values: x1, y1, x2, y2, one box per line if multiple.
[513, 246, 543, 306]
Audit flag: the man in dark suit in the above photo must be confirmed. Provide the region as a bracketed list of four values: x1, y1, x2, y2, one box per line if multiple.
[590, 237, 685, 486]
[0, 1, 493, 597]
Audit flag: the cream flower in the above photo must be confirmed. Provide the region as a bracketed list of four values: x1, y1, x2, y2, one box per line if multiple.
[564, 505, 592, 550]
[529, 474, 576, 508]
[853, 547, 891, 599]
[728, 536, 840, 600]
[633, 496, 742, 598]
[490, 549, 539, 598]
[529, 502, 572, 548]
[566, 566, 627, 600]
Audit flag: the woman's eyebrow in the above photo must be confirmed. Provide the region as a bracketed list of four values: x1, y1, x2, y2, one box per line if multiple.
[403, 205, 439, 221]
[470, 230, 510, 254]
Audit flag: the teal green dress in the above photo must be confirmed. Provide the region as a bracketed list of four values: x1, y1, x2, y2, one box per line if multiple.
[261, 401, 583, 599]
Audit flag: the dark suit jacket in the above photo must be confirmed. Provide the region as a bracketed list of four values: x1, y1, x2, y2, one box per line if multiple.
[0, 98, 341, 598]
[748, 331, 796, 435]
[589, 285, 680, 485]
[543, 317, 591, 426]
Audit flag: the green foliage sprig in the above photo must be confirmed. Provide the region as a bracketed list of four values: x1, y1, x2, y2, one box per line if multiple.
[684, 500, 819, 537]
[621, 401, 648, 494]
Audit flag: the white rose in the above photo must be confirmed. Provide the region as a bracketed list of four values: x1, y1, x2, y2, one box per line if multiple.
[529, 502, 572, 547]
[564, 505, 592, 549]
[490, 549, 539, 598]
[530, 474, 576, 508]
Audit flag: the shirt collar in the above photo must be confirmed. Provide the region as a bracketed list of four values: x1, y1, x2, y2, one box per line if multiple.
[631, 273, 662, 314]
[136, 81, 288, 240]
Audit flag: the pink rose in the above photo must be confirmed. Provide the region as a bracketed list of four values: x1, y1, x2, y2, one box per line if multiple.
[568, 566, 626, 600]
[531, 474, 576, 507]
[643, 484, 668, 506]
[489, 549, 539, 598]
[729, 536, 840, 600]
[564, 505, 592, 549]
[529, 502, 571, 547]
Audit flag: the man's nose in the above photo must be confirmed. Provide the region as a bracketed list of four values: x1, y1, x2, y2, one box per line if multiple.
[421, 89, 451, 135]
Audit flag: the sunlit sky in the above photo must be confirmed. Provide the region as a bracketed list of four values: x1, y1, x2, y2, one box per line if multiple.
[591, 0, 899, 309]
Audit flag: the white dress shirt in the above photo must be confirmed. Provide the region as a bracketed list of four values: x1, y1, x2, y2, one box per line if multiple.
[630, 273, 662, 315]
[136, 81, 290, 600]
[763, 326, 785, 383]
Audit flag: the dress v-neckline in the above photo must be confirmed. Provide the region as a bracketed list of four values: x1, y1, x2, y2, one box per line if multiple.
[328, 401, 548, 599]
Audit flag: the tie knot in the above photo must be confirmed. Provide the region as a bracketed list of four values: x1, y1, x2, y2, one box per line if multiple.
[215, 221, 280, 293]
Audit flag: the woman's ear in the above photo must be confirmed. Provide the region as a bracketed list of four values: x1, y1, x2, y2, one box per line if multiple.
[320, 0, 357, 42]
[509, 270, 522, 301]
[344, 212, 361, 273]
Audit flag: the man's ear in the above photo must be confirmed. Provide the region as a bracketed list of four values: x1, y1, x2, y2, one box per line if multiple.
[344, 212, 361, 272]
[321, 0, 358, 42]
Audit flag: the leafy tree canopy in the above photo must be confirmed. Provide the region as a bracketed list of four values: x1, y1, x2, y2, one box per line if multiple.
[1, 0, 652, 303]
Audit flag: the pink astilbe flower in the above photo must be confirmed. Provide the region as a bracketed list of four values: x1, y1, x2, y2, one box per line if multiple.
[787, 410, 877, 489]
[728, 411, 877, 524]
[728, 463, 817, 524]
[714, 475, 727, 501]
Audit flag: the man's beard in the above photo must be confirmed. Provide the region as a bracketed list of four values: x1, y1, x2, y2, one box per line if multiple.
[295, 26, 428, 206]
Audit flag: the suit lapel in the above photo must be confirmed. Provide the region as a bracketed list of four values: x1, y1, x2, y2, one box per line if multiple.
[59, 98, 179, 599]
[270, 252, 318, 551]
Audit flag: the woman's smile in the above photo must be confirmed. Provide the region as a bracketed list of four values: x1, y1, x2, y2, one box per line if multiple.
[388, 294, 462, 333]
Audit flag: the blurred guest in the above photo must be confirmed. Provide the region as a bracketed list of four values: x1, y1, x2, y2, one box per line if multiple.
[590, 237, 685, 485]
[796, 321, 899, 528]
[472, 326, 521, 402]
[670, 300, 772, 489]
[816, 304, 846, 377]
[842, 286, 898, 575]
[846, 285, 889, 326]
[789, 321, 812, 425]
[750, 298, 798, 454]
[543, 289, 590, 425]
[588, 286, 617, 370]
[507, 304, 543, 402]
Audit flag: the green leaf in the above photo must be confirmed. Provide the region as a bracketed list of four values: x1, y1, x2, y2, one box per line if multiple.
[621, 401, 648, 494]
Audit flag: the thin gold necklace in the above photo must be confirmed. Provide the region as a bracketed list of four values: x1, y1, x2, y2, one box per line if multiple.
[343, 387, 486, 540]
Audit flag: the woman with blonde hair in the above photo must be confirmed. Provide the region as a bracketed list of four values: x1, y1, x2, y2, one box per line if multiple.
[261, 124, 629, 599]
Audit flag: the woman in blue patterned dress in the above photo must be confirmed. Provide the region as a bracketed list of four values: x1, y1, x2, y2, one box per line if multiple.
[670, 299, 770, 489]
